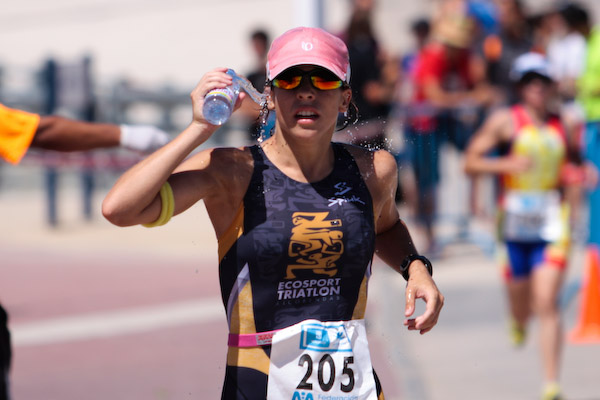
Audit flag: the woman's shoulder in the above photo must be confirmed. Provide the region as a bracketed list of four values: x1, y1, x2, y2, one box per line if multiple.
[488, 107, 514, 125]
[186, 145, 254, 172]
[211, 145, 254, 165]
[176, 145, 255, 194]
[335, 143, 398, 223]
[337, 142, 397, 185]
[338, 143, 396, 170]
[476, 107, 514, 141]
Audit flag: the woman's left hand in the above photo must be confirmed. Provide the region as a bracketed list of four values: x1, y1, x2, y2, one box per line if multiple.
[403, 263, 444, 335]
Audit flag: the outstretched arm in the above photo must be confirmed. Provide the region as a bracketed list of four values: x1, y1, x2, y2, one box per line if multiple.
[33, 116, 169, 153]
[463, 108, 530, 176]
[0, 103, 169, 164]
[32, 117, 120, 151]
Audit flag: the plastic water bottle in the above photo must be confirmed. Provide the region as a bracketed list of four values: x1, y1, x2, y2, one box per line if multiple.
[203, 70, 240, 125]
[203, 69, 266, 126]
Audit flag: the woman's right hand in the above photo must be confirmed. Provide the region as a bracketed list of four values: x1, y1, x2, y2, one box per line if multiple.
[503, 155, 533, 174]
[190, 68, 247, 127]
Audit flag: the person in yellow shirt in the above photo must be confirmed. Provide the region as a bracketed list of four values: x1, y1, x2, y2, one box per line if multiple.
[464, 53, 588, 400]
[0, 103, 170, 400]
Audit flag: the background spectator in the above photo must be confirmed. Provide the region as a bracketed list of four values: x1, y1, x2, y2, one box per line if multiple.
[244, 29, 272, 141]
[338, 0, 398, 149]
[404, 5, 493, 252]
[482, 0, 534, 106]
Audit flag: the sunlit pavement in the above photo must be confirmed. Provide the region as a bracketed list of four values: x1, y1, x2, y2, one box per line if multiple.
[2, 249, 227, 400]
[2, 157, 600, 399]
[1, 187, 228, 399]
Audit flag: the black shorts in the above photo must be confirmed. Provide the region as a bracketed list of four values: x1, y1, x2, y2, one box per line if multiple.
[220, 364, 384, 399]
[0, 303, 11, 400]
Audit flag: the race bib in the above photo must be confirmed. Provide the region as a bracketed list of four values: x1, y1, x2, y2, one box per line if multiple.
[267, 319, 377, 400]
[503, 190, 563, 242]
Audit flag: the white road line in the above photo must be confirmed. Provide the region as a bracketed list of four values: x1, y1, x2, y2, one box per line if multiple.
[10, 298, 224, 347]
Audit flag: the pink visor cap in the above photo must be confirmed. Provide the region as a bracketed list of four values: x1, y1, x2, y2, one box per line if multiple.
[266, 27, 351, 83]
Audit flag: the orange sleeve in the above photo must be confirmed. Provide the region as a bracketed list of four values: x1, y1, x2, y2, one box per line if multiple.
[0, 103, 41, 164]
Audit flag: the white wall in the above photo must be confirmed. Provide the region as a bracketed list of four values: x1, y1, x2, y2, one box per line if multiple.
[1, 0, 599, 90]
[0, 0, 345, 88]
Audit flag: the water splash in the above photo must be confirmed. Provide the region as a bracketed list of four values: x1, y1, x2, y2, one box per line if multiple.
[257, 108, 269, 144]
[257, 102, 275, 143]
[228, 69, 266, 105]
[229, 69, 271, 143]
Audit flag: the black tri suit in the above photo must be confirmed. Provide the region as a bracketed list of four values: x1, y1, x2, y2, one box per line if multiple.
[218, 143, 384, 399]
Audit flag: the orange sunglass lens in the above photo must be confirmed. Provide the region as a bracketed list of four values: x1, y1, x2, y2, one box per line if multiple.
[311, 76, 343, 90]
[273, 76, 302, 89]
[273, 72, 343, 90]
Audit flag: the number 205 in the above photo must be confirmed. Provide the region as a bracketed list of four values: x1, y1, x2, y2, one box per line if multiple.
[296, 354, 355, 392]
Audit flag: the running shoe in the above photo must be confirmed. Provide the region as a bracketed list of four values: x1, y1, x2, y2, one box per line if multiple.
[541, 382, 562, 400]
[509, 319, 526, 347]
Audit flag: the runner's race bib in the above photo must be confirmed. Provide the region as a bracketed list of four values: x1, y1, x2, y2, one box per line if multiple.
[503, 190, 563, 242]
[267, 319, 377, 400]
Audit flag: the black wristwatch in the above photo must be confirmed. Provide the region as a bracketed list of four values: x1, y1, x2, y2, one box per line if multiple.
[399, 254, 433, 281]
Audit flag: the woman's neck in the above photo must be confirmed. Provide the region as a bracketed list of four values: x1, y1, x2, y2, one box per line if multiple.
[522, 103, 549, 126]
[261, 132, 334, 183]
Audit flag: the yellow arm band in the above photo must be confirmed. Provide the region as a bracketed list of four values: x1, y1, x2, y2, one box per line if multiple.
[142, 181, 174, 228]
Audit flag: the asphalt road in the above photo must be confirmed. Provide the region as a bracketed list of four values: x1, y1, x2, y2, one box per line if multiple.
[1, 161, 600, 399]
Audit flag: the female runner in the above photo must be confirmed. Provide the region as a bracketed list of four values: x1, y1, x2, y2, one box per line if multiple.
[103, 27, 443, 400]
[465, 52, 587, 400]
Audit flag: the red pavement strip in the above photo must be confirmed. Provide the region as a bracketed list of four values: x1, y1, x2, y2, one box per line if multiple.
[2, 246, 228, 399]
[2, 247, 220, 323]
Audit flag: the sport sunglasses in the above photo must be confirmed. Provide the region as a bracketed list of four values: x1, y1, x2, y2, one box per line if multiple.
[272, 68, 344, 91]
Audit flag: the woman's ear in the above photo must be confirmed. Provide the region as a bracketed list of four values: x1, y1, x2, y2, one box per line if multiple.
[339, 89, 352, 113]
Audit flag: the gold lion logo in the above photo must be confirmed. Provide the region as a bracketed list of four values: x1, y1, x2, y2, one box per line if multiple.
[286, 212, 343, 278]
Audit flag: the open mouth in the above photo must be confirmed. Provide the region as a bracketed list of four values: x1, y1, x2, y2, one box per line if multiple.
[295, 110, 319, 120]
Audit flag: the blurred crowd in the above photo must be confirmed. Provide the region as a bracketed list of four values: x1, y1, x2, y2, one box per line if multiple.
[3, 0, 597, 253]
[322, 0, 598, 254]
[326, 4, 598, 397]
